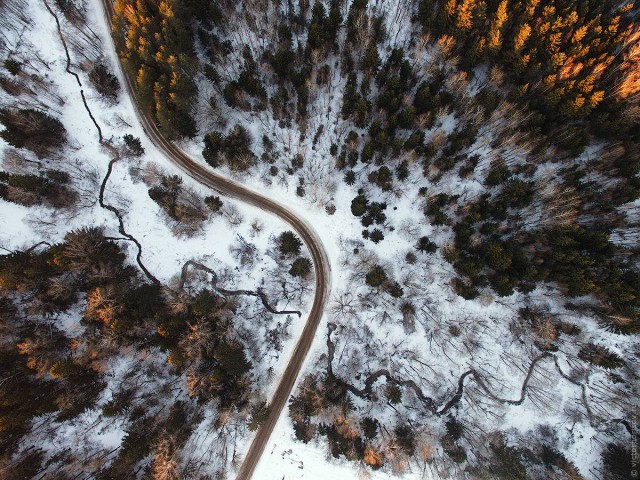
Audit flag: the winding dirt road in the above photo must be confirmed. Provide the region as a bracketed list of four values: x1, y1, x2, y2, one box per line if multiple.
[98, 1, 331, 478]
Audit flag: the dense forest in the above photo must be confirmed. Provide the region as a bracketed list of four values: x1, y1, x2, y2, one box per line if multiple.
[0, 0, 311, 476]
[132, 0, 637, 477]
[0, 227, 256, 477]
[116, 0, 639, 330]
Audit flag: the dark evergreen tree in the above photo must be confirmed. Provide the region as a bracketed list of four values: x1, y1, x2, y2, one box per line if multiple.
[0, 109, 66, 157]
[365, 265, 387, 287]
[278, 231, 303, 257]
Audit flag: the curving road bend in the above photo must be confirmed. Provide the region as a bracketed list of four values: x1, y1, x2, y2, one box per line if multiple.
[97, 1, 331, 478]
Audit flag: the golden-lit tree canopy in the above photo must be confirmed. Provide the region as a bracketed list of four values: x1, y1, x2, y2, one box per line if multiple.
[113, 0, 198, 138]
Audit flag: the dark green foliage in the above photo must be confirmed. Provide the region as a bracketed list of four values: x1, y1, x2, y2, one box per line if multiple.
[4, 58, 21, 75]
[451, 277, 479, 300]
[361, 43, 380, 73]
[0, 222, 257, 464]
[224, 125, 256, 170]
[53, 362, 106, 422]
[481, 241, 512, 272]
[361, 417, 378, 439]
[370, 228, 384, 244]
[361, 201, 387, 227]
[342, 73, 370, 127]
[164, 401, 193, 445]
[374, 49, 415, 119]
[318, 421, 365, 460]
[578, 344, 624, 369]
[350, 194, 368, 217]
[0, 289, 110, 445]
[147, 174, 206, 227]
[385, 383, 402, 404]
[190, 288, 221, 316]
[1, 248, 60, 309]
[204, 195, 223, 213]
[418, 0, 637, 149]
[424, 201, 450, 226]
[0, 109, 66, 157]
[485, 159, 511, 187]
[248, 401, 270, 431]
[203, 63, 220, 82]
[1, 449, 44, 480]
[540, 226, 625, 299]
[262, 135, 274, 150]
[445, 417, 464, 441]
[184, 0, 222, 25]
[344, 170, 356, 185]
[224, 67, 267, 111]
[417, 236, 437, 253]
[118, 417, 155, 466]
[289, 257, 313, 277]
[103, 388, 135, 418]
[394, 424, 415, 456]
[443, 441, 467, 463]
[413, 74, 449, 115]
[0, 170, 76, 208]
[202, 125, 256, 171]
[345, 0, 369, 43]
[493, 179, 535, 210]
[203, 131, 225, 167]
[0, 348, 58, 455]
[368, 166, 392, 191]
[122, 134, 144, 156]
[61, 227, 129, 284]
[113, 0, 198, 139]
[307, 2, 341, 52]
[440, 417, 467, 463]
[449, 192, 639, 306]
[396, 160, 410, 181]
[270, 48, 295, 80]
[89, 63, 120, 100]
[601, 443, 632, 480]
[215, 342, 252, 377]
[404, 132, 424, 152]
[278, 231, 303, 257]
[365, 265, 387, 287]
[539, 445, 584, 478]
[307, 3, 327, 50]
[459, 154, 480, 178]
[475, 88, 501, 117]
[292, 420, 315, 443]
[490, 442, 527, 480]
[289, 377, 327, 443]
[386, 281, 403, 297]
[112, 283, 166, 334]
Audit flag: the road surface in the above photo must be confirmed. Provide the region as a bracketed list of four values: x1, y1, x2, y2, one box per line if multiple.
[97, 1, 331, 478]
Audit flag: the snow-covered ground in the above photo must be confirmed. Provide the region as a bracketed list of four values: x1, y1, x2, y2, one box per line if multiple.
[173, 1, 637, 477]
[1, 0, 316, 475]
[1, 0, 637, 478]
